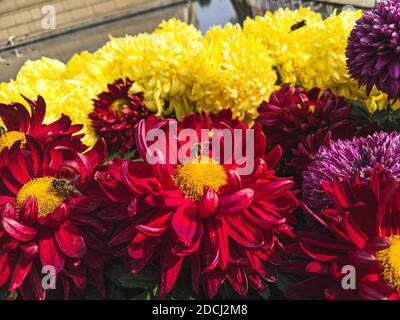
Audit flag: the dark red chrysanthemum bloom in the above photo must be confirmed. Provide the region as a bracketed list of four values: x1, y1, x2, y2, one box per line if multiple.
[0, 136, 112, 299]
[89, 78, 152, 154]
[285, 165, 400, 300]
[0, 95, 85, 152]
[97, 109, 299, 298]
[255, 85, 357, 172]
[346, 0, 400, 101]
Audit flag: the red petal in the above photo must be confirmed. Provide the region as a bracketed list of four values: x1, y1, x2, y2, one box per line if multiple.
[108, 221, 136, 247]
[8, 143, 31, 185]
[9, 255, 33, 292]
[227, 265, 248, 296]
[359, 281, 394, 300]
[0, 241, 18, 287]
[20, 242, 39, 259]
[39, 232, 65, 273]
[160, 251, 184, 297]
[1, 202, 17, 219]
[0, 102, 30, 132]
[199, 188, 219, 219]
[216, 218, 229, 271]
[223, 215, 263, 248]
[20, 196, 38, 225]
[24, 95, 46, 131]
[265, 145, 282, 168]
[202, 220, 220, 273]
[85, 138, 107, 168]
[29, 264, 46, 300]
[190, 252, 201, 294]
[348, 249, 376, 264]
[218, 188, 254, 215]
[25, 135, 44, 177]
[136, 224, 169, 237]
[40, 203, 69, 228]
[2, 216, 37, 242]
[300, 242, 339, 262]
[224, 170, 242, 192]
[55, 221, 86, 259]
[171, 201, 198, 244]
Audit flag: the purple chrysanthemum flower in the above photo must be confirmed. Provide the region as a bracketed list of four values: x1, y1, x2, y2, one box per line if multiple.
[302, 131, 400, 211]
[346, 0, 400, 100]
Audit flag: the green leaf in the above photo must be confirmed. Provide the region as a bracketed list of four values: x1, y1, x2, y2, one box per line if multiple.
[131, 290, 151, 300]
[0, 287, 17, 300]
[107, 152, 121, 162]
[8, 291, 17, 300]
[105, 262, 125, 284]
[348, 100, 374, 124]
[372, 109, 388, 122]
[116, 265, 159, 290]
[106, 285, 127, 300]
[106, 148, 140, 162]
[117, 273, 156, 289]
[123, 148, 138, 160]
[258, 285, 270, 300]
[131, 284, 159, 300]
[166, 268, 199, 300]
[274, 272, 296, 294]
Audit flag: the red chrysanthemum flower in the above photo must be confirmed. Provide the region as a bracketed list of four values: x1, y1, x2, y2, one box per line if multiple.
[285, 165, 400, 300]
[0, 136, 111, 299]
[89, 78, 152, 154]
[255, 85, 357, 173]
[0, 95, 85, 152]
[97, 109, 298, 298]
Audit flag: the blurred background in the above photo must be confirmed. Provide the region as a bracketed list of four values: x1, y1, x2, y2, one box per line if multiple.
[0, 0, 376, 81]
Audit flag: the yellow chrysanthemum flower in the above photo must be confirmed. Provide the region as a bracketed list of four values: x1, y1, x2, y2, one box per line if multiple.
[192, 23, 277, 123]
[298, 10, 360, 92]
[66, 33, 150, 85]
[66, 19, 204, 120]
[297, 9, 389, 113]
[133, 19, 204, 119]
[243, 7, 323, 84]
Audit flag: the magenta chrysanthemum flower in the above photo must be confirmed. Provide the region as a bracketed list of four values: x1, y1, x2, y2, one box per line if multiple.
[302, 131, 400, 211]
[346, 0, 400, 100]
[89, 78, 151, 154]
[255, 85, 357, 173]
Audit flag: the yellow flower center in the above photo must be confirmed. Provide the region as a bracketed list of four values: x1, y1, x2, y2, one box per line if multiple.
[16, 177, 67, 218]
[0, 131, 25, 151]
[376, 235, 400, 290]
[173, 156, 227, 200]
[111, 99, 129, 114]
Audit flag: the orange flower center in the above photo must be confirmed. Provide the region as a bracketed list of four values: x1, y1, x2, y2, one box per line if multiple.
[173, 156, 227, 200]
[0, 131, 25, 151]
[16, 177, 68, 218]
[376, 235, 400, 290]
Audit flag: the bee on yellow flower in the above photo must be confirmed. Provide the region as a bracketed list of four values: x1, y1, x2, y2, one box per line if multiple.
[297, 9, 390, 113]
[243, 7, 324, 84]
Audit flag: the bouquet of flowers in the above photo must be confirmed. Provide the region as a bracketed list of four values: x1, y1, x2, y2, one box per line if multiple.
[1, 1, 400, 300]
